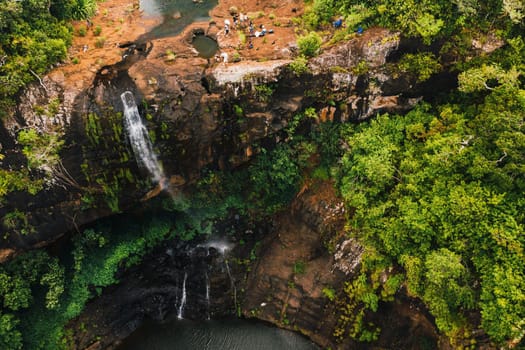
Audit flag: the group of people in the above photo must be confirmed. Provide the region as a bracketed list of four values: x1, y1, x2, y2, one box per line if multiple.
[223, 12, 249, 35]
[219, 11, 274, 57]
[223, 11, 273, 43]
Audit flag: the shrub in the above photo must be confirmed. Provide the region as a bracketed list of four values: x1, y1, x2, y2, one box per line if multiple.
[232, 52, 241, 62]
[165, 49, 176, 61]
[93, 25, 102, 36]
[289, 56, 310, 76]
[254, 84, 274, 102]
[94, 37, 106, 48]
[352, 60, 369, 75]
[77, 25, 87, 37]
[293, 260, 306, 274]
[297, 32, 322, 57]
[233, 104, 243, 117]
[322, 287, 336, 301]
[70, 0, 97, 20]
[398, 52, 441, 82]
[238, 31, 246, 44]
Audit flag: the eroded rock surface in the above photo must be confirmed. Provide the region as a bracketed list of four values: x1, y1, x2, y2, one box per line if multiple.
[242, 181, 441, 349]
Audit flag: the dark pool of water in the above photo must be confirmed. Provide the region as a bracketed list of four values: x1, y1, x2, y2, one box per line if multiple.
[139, 0, 218, 40]
[192, 35, 219, 58]
[118, 318, 320, 350]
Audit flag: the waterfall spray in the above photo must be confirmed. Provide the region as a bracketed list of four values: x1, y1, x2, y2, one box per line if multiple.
[205, 271, 210, 320]
[177, 272, 188, 320]
[225, 260, 237, 312]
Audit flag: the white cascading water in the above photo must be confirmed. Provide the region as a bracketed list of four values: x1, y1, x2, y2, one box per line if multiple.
[120, 91, 165, 184]
[205, 271, 210, 320]
[225, 260, 237, 310]
[177, 272, 188, 319]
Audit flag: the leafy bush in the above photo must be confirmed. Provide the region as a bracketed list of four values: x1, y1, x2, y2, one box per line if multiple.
[248, 144, 301, 213]
[70, 0, 97, 20]
[322, 287, 336, 301]
[17, 129, 64, 171]
[77, 25, 87, 36]
[297, 32, 322, 57]
[93, 25, 102, 36]
[293, 261, 306, 274]
[397, 52, 441, 82]
[233, 104, 244, 117]
[94, 37, 106, 48]
[254, 84, 274, 102]
[288, 56, 310, 76]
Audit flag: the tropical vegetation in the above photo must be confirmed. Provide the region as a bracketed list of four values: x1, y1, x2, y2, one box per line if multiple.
[0, 0, 524, 348]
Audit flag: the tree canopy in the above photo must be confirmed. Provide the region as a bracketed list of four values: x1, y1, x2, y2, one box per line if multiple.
[335, 42, 525, 342]
[0, 0, 97, 115]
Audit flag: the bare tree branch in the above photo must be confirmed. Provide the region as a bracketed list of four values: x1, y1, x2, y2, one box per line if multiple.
[29, 69, 48, 93]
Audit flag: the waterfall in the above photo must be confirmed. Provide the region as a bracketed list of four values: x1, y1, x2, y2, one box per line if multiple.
[177, 272, 187, 319]
[120, 91, 165, 185]
[205, 271, 210, 320]
[225, 260, 237, 311]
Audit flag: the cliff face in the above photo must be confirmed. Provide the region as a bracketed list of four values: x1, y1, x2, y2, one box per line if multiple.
[64, 180, 441, 350]
[0, 26, 422, 260]
[242, 181, 441, 350]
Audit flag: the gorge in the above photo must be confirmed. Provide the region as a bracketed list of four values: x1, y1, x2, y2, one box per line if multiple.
[0, 0, 524, 349]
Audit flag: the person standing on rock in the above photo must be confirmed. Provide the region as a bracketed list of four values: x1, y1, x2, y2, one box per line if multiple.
[224, 19, 231, 35]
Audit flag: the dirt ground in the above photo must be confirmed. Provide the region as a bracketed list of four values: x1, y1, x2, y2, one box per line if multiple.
[50, 0, 305, 91]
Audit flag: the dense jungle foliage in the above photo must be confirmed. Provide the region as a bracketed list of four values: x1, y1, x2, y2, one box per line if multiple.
[0, 0, 524, 348]
[300, 0, 524, 347]
[0, 0, 97, 115]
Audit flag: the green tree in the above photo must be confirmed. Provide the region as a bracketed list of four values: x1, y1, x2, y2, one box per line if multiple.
[0, 313, 22, 350]
[422, 249, 474, 335]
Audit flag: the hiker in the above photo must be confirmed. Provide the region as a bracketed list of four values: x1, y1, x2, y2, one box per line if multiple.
[225, 24, 230, 35]
[260, 24, 267, 35]
[333, 17, 343, 28]
[356, 25, 363, 35]
[220, 52, 228, 63]
[248, 40, 253, 49]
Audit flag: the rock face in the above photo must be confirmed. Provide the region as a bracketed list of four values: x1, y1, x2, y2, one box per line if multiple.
[0, 26, 425, 260]
[67, 221, 264, 350]
[242, 181, 440, 350]
[66, 181, 441, 350]
[242, 182, 348, 347]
